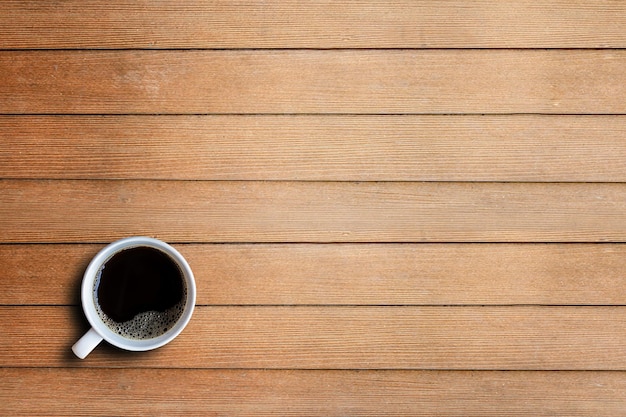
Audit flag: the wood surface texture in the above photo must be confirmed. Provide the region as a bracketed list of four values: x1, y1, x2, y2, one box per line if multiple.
[1, 1, 625, 415]
[2, 115, 626, 181]
[3, 243, 626, 306]
[2, 50, 625, 114]
[2, 306, 626, 370]
[3, 180, 626, 243]
[2, 369, 625, 417]
[1, 0, 625, 49]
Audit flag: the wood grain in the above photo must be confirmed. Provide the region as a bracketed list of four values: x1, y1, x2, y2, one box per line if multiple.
[1, 50, 625, 114]
[2, 306, 625, 370]
[2, 1, 625, 49]
[2, 1, 624, 416]
[3, 243, 626, 306]
[2, 368, 625, 416]
[3, 115, 626, 181]
[2, 180, 626, 243]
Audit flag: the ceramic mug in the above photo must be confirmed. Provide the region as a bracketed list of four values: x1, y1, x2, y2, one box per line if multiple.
[72, 237, 196, 359]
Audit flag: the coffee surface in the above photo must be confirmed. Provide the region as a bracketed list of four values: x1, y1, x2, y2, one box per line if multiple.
[94, 246, 185, 339]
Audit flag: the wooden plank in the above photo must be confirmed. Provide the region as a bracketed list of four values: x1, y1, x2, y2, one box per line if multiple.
[3, 115, 626, 182]
[3, 243, 626, 306]
[1, 50, 625, 114]
[2, 306, 625, 369]
[2, 1, 626, 49]
[0, 244, 95, 306]
[2, 180, 626, 243]
[2, 369, 625, 416]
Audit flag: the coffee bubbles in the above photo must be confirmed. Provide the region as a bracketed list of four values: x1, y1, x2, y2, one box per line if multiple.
[94, 299, 186, 340]
[93, 246, 187, 340]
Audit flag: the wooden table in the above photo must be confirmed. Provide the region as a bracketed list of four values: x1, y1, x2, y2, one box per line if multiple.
[2, 2, 626, 415]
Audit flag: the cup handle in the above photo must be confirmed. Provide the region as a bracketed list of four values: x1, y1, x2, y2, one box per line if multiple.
[72, 327, 103, 359]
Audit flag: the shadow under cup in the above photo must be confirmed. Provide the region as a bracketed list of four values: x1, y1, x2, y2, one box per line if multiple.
[72, 237, 196, 359]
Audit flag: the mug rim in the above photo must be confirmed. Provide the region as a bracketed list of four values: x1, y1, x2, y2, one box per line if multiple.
[81, 236, 196, 351]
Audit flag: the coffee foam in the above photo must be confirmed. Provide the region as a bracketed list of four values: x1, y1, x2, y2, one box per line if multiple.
[93, 263, 187, 340]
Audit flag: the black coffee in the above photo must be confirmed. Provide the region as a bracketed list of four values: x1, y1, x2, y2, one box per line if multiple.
[94, 246, 186, 340]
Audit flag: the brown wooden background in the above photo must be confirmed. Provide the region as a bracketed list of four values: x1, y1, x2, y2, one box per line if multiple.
[1, 1, 626, 415]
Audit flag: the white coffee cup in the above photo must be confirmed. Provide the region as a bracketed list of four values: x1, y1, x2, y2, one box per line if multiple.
[72, 237, 196, 359]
